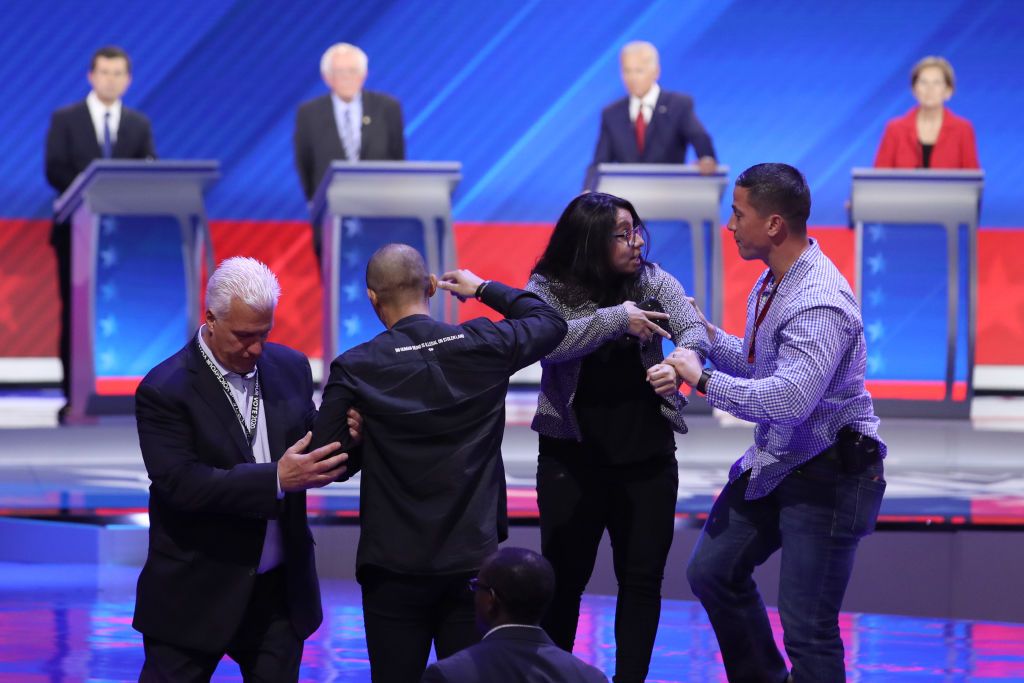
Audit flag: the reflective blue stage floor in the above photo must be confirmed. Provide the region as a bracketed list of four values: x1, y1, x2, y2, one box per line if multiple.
[2, 562, 1022, 682]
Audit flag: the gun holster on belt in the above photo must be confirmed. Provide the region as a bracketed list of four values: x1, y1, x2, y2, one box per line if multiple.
[835, 426, 882, 475]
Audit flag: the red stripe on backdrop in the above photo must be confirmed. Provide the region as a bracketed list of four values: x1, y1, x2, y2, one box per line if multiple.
[2, 219, 1024, 370]
[864, 380, 968, 400]
[96, 377, 143, 395]
[977, 230, 1024, 365]
[0, 219, 58, 357]
[720, 226, 856, 337]
[452, 223, 554, 322]
[208, 220, 323, 360]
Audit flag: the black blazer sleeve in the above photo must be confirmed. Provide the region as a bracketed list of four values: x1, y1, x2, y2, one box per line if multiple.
[308, 361, 362, 477]
[676, 95, 715, 160]
[385, 96, 405, 160]
[126, 110, 157, 159]
[293, 103, 316, 200]
[44, 109, 79, 194]
[584, 110, 614, 190]
[136, 381, 281, 518]
[470, 282, 569, 374]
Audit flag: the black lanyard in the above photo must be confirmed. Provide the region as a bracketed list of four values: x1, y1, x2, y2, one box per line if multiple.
[196, 337, 260, 444]
[748, 274, 780, 364]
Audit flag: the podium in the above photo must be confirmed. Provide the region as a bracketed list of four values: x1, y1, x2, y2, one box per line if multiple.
[850, 168, 984, 418]
[54, 159, 220, 420]
[591, 163, 729, 323]
[311, 161, 462, 371]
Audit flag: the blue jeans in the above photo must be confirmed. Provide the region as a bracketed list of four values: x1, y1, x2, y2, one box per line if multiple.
[687, 450, 885, 683]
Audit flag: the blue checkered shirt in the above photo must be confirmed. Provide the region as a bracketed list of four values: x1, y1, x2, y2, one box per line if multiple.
[705, 239, 885, 499]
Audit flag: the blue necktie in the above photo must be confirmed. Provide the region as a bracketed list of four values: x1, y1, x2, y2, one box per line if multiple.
[102, 111, 112, 158]
[341, 108, 359, 161]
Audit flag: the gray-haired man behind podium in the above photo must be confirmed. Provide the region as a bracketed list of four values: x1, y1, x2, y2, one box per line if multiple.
[293, 42, 405, 261]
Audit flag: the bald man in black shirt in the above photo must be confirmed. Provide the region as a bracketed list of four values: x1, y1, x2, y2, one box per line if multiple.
[310, 244, 566, 683]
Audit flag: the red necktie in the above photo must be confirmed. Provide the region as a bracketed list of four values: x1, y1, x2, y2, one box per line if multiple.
[635, 107, 647, 155]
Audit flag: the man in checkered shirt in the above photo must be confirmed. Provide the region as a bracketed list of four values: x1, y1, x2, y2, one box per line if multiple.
[663, 163, 886, 683]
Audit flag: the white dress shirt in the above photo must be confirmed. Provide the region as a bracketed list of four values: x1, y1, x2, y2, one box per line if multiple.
[628, 82, 661, 126]
[197, 327, 284, 573]
[86, 90, 122, 148]
[483, 623, 547, 639]
[331, 92, 363, 159]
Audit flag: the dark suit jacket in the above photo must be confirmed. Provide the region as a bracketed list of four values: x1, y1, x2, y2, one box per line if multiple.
[44, 99, 156, 194]
[587, 89, 715, 187]
[44, 99, 156, 241]
[293, 90, 405, 200]
[420, 626, 609, 683]
[310, 283, 566, 579]
[874, 106, 980, 169]
[132, 339, 322, 653]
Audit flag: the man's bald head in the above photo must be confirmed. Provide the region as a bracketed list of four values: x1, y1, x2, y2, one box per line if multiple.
[365, 244, 432, 307]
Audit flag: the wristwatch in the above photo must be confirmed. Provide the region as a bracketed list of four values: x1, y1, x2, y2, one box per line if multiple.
[696, 368, 713, 395]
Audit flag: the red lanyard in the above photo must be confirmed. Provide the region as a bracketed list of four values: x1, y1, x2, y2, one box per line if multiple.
[748, 275, 779, 364]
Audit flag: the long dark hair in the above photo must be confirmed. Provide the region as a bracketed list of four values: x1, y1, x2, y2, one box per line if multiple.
[532, 192, 651, 307]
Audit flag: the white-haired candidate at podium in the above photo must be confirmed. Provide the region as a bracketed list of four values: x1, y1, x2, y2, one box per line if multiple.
[293, 43, 405, 259]
[588, 40, 717, 184]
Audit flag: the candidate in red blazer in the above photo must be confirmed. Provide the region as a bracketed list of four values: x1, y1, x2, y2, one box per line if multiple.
[874, 56, 979, 169]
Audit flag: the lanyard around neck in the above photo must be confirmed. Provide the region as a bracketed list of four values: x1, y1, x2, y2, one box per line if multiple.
[748, 274, 781, 364]
[196, 337, 260, 445]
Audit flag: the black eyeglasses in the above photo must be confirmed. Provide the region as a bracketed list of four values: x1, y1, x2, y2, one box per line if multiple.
[611, 224, 642, 247]
[468, 577, 500, 600]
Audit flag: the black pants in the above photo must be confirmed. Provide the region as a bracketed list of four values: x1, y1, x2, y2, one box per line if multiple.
[537, 435, 678, 683]
[360, 568, 480, 683]
[51, 222, 71, 405]
[139, 567, 303, 682]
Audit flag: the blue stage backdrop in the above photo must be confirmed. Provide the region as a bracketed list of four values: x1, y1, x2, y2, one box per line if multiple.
[0, 0, 1020, 227]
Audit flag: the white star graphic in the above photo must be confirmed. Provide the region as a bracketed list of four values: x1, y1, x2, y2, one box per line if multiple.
[866, 320, 885, 343]
[99, 349, 118, 370]
[867, 354, 886, 374]
[867, 253, 886, 275]
[342, 282, 360, 302]
[867, 287, 885, 307]
[100, 282, 118, 301]
[98, 316, 118, 337]
[344, 218, 362, 238]
[343, 316, 361, 337]
[867, 224, 886, 243]
[99, 248, 118, 268]
[342, 247, 362, 268]
[101, 218, 117, 236]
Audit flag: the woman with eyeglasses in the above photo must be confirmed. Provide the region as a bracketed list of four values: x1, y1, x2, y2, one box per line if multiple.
[526, 191, 709, 683]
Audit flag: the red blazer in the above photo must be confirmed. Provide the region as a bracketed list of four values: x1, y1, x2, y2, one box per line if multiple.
[874, 106, 980, 169]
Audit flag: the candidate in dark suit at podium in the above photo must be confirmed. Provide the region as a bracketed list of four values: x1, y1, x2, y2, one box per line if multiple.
[293, 43, 405, 260]
[587, 41, 716, 187]
[44, 45, 156, 420]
